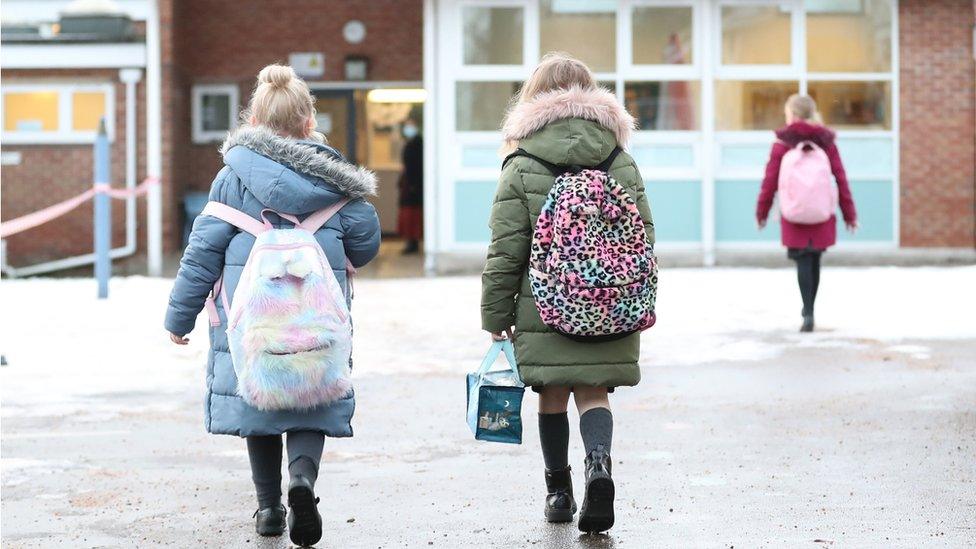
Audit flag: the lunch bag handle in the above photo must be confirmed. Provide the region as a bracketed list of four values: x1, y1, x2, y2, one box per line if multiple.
[478, 340, 523, 386]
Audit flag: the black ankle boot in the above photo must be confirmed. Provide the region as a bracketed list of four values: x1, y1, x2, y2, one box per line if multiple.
[578, 445, 615, 533]
[544, 466, 577, 522]
[287, 475, 322, 547]
[801, 313, 815, 332]
[254, 504, 286, 537]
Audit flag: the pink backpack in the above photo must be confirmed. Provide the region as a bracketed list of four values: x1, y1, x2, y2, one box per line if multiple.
[777, 140, 838, 224]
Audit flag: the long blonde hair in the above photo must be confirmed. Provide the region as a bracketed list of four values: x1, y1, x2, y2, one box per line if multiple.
[500, 52, 598, 153]
[245, 64, 324, 141]
[786, 94, 823, 125]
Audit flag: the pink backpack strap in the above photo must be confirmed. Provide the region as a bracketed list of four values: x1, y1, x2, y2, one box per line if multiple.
[202, 201, 268, 236]
[300, 198, 351, 233]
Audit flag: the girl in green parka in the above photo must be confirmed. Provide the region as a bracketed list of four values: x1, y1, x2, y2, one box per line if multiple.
[481, 53, 654, 533]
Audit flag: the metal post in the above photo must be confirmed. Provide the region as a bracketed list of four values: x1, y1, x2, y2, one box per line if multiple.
[94, 118, 111, 298]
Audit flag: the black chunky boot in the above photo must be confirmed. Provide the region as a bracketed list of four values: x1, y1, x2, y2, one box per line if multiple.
[287, 475, 322, 547]
[578, 445, 615, 533]
[253, 504, 286, 537]
[544, 466, 577, 522]
[801, 313, 815, 332]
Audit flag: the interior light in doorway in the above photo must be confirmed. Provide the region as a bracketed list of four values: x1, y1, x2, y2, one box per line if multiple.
[366, 88, 428, 103]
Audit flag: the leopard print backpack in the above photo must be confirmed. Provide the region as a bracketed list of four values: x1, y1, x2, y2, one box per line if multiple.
[503, 147, 658, 342]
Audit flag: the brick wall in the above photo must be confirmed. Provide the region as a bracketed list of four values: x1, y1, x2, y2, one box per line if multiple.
[899, 0, 976, 248]
[172, 0, 423, 197]
[0, 68, 148, 267]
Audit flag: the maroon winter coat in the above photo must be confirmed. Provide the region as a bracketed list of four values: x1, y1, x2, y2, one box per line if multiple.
[756, 121, 857, 250]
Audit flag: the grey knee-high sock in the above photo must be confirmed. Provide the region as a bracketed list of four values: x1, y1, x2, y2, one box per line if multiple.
[286, 430, 325, 485]
[579, 408, 613, 455]
[538, 412, 570, 470]
[246, 435, 283, 508]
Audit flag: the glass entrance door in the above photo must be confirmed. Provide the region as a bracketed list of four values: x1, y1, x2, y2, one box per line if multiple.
[313, 90, 356, 162]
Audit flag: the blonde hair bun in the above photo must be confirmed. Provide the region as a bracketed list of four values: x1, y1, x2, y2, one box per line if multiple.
[258, 64, 296, 89]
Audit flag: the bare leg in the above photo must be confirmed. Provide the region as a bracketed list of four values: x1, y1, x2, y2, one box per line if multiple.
[573, 386, 610, 416]
[538, 386, 572, 414]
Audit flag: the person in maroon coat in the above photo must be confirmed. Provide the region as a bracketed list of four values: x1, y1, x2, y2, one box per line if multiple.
[757, 95, 858, 332]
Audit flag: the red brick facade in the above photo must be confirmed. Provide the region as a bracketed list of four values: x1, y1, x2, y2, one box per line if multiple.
[899, 0, 976, 247]
[0, 68, 148, 266]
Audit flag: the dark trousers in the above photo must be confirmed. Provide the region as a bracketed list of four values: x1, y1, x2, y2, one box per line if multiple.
[790, 248, 822, 316]
[246, 431, 325, 509]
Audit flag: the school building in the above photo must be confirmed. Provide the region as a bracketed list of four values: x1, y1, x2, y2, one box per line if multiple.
[1, 0, 974, 276]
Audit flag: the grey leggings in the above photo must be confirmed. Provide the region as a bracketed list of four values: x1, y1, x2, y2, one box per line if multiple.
[246, 431, 324, 509]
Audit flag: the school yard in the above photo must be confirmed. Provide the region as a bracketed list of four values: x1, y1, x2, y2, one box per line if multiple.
[1, 266, 975, 548]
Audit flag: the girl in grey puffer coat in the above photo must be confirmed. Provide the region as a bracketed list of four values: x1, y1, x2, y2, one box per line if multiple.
[165, 65, 380, 546]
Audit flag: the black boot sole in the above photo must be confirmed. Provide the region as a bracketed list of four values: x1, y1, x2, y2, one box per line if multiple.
[256, 522, 285, 537]
[545, 506, 576, 523]
[287, 484, 322, 547]
[578, 475, 615, 533]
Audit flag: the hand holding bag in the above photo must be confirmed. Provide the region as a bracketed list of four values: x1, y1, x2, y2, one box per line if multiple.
[466, 340, 525, 444]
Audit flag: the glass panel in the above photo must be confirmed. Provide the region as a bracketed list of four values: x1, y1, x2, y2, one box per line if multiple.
[807, 0, 891, 72]
[462, 6, 523, 65]
[644, 181, 702, 241]
[631, 145, 695, 168]
[716, 180, 781, 242]
[540, 0, 616, 72]
[632, 7, 693, 65]
[625, 81, 700, 130]
[71, 91, 106, 131]
[201, 93, 231, 132]
[455, 180, 496, 242]
[456, 81, 520, 131]
[808, 80, 890, 129]
[4, 91, 59, 131]
[721, 6, 792, 65]
[715, 80, 799, 131]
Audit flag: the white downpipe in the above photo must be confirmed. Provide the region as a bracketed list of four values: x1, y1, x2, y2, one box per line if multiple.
[0, 69, 144, 278]
[422, 0, 438, 275]
[145, 0, 163, 276]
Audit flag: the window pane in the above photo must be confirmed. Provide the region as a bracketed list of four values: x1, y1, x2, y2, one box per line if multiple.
[721, 6, 792, 65]
[456, 81, 520, 131]
[806, 0, 891, 72]
[625, 81, 700, 130]
[540, 0, 616, 72]
[201, 93, 231, 132]
[462, 7, 523, 65]
[715, 80, 799, 130]
[72, 91, 106, 131]
[808, 80, 890, 129]
[4, 91, 59, 131]
[632, 7, 693, 65]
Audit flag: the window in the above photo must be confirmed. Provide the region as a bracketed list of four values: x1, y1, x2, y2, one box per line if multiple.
[462, 6, 524, 65]
[806, 0, 892, 73]
[455, 81, 521, 131]
[192, 84, 239, 143]
[632, 7, 694, 65]
[625, 81, 701, 130]
[808, 80, 890, 129]
[715, 80, 799, 130]
[2, 84, 113, 144]
[720, 5, 792, 65]
[540, 0, 616, 72]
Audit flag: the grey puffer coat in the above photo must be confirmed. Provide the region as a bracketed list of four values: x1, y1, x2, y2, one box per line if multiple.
[165, 125, 381, 437]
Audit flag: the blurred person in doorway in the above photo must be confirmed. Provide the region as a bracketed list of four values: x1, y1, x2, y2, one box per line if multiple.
[756, 94, 858, 332]
[165, 64, 380, 547]
[397, 115, 423, 254]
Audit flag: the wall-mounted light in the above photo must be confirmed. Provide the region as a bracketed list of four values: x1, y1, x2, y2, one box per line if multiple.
[344, 56, 368, 81]
[366, 88, 428, 103]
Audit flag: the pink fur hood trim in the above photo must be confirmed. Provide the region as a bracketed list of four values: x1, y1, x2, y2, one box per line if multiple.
[502, 86, 635, 150]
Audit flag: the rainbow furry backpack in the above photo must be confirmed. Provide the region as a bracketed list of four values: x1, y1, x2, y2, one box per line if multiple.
[202, 199, 353, 411]
[504, 147, 657, 341]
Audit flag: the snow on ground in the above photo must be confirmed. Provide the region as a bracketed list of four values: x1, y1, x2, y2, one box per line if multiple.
[1, 266, 973, 418]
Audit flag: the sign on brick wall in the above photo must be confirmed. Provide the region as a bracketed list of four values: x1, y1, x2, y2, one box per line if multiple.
[289, 52, 325, 78]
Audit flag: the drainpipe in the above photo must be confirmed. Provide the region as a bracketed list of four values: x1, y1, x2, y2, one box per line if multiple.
[145, 0, 163, 276]
[0, 69, 144, 278]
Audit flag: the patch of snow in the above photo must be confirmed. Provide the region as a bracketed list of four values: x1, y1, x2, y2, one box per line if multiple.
[0, 267, 972, 419]
[887, 344, 931, 360]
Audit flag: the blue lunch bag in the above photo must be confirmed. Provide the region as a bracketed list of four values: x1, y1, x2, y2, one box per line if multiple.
[466, 340, 525, 444]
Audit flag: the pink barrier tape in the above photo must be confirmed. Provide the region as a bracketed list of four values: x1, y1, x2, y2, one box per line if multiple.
[0, 177, 158, 239]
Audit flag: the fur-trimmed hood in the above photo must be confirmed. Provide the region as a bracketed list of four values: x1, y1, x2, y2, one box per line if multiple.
[220, 125, 376, 214]
[501, 86, 635, 152]
[776, 121, 836, 149]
